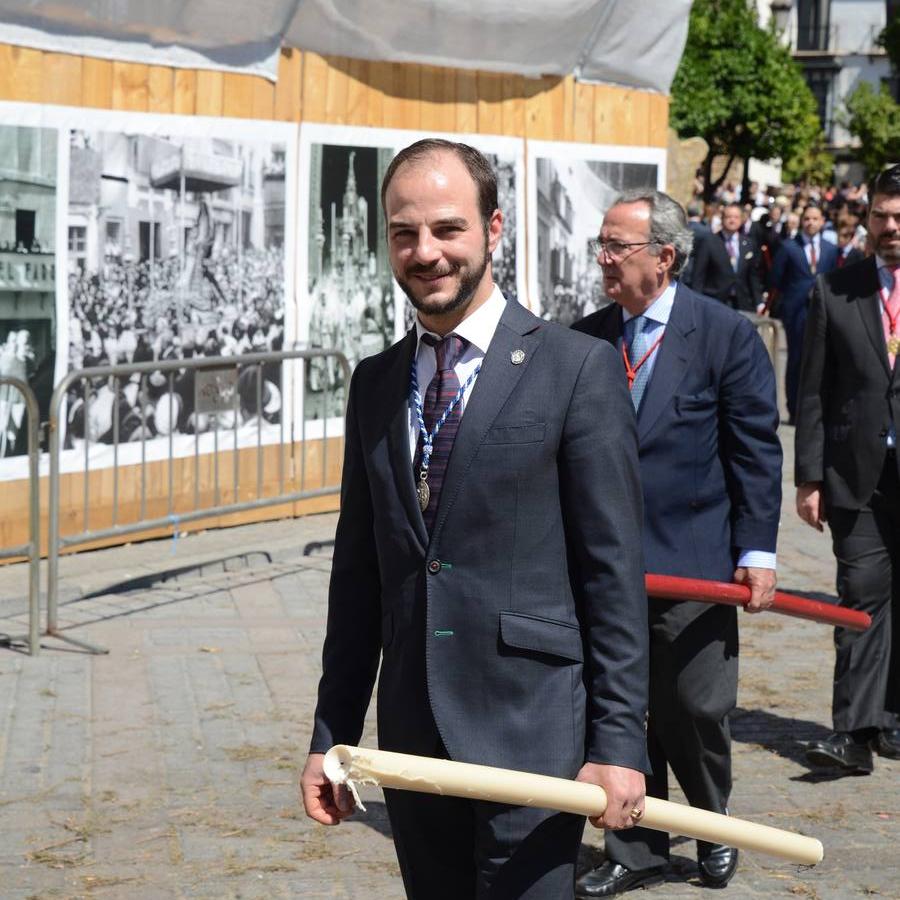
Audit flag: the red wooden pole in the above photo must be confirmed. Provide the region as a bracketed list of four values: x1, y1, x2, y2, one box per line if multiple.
[645, 574, 871, 632]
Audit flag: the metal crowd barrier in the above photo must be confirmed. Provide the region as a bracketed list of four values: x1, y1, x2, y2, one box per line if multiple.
[0, 376, 41, 656]
[743, 313, 787, 417]
[46, 348, 350, 653]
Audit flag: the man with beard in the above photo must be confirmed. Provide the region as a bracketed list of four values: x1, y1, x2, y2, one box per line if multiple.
[300, 139, 650, 898]
[768, 204, 839, 422]
[795, 164, 900, 774]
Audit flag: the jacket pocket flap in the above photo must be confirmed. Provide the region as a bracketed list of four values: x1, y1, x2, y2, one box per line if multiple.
[484, 423, 546, 445]
[499, 611, 583, 662]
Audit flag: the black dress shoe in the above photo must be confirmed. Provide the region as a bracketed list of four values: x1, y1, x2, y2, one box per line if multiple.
[575, 860, 666, 897]
[697, 844, 739, 888]
[874, 728, 900, 759]
[805, 731, 873, 774]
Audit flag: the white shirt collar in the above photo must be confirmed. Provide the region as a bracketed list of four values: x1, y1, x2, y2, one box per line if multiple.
[415, 284, 506, 355]
[621, 281, 677, 327]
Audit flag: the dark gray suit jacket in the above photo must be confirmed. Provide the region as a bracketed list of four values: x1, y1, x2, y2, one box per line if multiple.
[311, 298, 650, 780]
[796, 256, 900, 509]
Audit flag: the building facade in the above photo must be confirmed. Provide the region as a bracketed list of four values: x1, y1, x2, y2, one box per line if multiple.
[762, 0, 898, 179]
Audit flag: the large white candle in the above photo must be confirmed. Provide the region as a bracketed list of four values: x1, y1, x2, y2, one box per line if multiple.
[323, 745, 823, 866]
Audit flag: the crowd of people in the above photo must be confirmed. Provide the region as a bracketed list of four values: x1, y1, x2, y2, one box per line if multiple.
[682, 175, 874, 421]
[65, 246, 285, 446]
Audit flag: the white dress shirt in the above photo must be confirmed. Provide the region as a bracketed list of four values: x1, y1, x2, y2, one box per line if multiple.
[408, 285, 505, 460]
[622, 282, 776, 571]
[802, 233, 821, 269]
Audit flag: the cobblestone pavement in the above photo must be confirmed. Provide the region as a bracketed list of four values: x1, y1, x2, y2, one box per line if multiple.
[0, 425, 898, 899]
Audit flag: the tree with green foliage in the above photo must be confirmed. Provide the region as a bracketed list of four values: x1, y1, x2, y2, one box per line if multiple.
[670, 0, 826, 199]
[781, 130, 835, 186]
[843, 82, 900, 177]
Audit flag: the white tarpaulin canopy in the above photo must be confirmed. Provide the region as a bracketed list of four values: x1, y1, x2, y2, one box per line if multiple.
[0, 0, 691, 94]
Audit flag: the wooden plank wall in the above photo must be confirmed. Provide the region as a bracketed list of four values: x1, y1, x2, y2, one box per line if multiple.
[0, 44, 668, 554]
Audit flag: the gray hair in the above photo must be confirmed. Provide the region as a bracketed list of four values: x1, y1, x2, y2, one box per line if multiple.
[609, 188, 694, 278]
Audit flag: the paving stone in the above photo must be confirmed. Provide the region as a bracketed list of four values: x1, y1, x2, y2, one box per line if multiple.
[0, 458, 898, 896]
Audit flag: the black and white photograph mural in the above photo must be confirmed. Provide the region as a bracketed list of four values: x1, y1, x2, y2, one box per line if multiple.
[302, 134, 396, 420]
[527, 142, 666, 326]
[0, 123, 58, 461]
[61, 112, 297, 463]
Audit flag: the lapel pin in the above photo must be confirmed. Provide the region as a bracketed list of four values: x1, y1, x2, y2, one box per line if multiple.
[510, 349, 525, 365]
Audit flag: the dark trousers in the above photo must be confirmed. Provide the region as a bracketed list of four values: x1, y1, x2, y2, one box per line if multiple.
[782, 300, 807, 421]
[605, 603, 737, 870]
[828, 459, 900, 733]
[383, 726, 586, 899]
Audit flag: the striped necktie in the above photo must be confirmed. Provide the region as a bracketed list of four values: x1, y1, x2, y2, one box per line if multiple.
[415, 333, 468, 531]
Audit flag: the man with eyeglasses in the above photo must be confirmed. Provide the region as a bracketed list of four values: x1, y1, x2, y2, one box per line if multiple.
[573, 190, 782, 896]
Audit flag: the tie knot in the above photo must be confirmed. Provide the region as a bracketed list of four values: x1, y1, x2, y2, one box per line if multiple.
[423, 333, 468, 372]
[626, 315, 645, 342]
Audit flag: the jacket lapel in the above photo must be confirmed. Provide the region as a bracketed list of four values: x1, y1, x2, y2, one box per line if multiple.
[855, 260, 891, 380]
[795, 237, 813, 276]
[636, 285, 695, 442]
[384, 328, 429, 551]
[430, 300, 543, 542]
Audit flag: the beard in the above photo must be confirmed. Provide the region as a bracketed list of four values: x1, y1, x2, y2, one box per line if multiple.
[876, 233, 900, 264]
[395, 238, 490, 319]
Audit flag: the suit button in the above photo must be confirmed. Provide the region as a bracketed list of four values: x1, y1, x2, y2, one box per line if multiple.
[427, 559, 441, 575]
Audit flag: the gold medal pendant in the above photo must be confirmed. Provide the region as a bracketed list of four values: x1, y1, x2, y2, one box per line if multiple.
[889, 336, 900, 356]
[417, 477, 430, 512]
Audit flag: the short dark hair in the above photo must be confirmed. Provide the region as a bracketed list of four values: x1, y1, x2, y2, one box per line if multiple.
[380, 139, 499, 231]
[870, 164, 900, 200]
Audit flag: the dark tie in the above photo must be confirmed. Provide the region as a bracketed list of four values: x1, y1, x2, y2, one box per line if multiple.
[415, 333, 468, 532]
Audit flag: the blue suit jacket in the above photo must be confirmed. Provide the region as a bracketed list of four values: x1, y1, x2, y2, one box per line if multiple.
[311, 299, 651, 779]
[769, 235, 838, 317]
[574, 285, 782, 583]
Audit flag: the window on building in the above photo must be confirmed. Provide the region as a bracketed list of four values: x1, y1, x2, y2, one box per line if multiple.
[68, 225, 87, 273]
[804, 68, 835, 139]
[105, 220, 122, 259]
[242, 210, 252, 249]
[797, 0, 831, 50]
[15, 209, 36, 251]
[139, 221, 162, 261]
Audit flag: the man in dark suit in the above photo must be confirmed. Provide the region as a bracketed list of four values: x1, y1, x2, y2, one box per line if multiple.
[690, 202, 763, 312]
[573, 190, 782, 897]
[795, 164, 900, 774]
[679, 202, 709, 290]
[835, 216, 865, 268]
[768, 204, 839, 422]
[300, 140, 651, 899]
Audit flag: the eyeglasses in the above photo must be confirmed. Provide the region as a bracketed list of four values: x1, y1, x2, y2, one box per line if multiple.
[589, 239, 656, 260]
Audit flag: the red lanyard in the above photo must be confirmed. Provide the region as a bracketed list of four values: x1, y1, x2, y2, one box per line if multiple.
[880, 285, 899, 336]
[621, 332, 664, 389]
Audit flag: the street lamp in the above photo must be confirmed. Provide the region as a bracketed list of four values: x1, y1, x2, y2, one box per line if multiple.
[770, 0, 792, 37]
